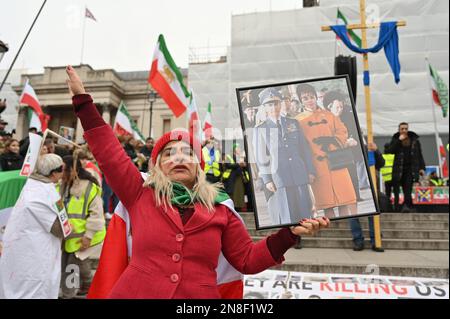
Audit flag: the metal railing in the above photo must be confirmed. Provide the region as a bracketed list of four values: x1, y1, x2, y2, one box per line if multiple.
[188, 46, 228, 64]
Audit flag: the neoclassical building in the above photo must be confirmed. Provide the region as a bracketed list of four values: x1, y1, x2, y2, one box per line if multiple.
[13, 64, 188, 142]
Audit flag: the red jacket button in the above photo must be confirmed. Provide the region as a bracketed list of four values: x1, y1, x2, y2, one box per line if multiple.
[172, 253, 181, 262]
[170, 274, 179, 283]
[176, 234, 184, 242]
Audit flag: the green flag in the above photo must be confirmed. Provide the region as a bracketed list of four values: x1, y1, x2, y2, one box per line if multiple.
[429, 62, 449, 118]
[337, 8, 362, 48]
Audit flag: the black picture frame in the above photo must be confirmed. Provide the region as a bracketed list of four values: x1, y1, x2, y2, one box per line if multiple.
[236, 75, 380, 230]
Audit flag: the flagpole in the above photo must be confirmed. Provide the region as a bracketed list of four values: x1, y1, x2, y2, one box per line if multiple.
[80, 7, 87, 65]
[425, 58, 444, 178]
[0, 0, 47, 93]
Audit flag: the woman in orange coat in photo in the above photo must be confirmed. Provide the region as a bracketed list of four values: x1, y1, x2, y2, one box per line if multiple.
[295, 84, 357, 218]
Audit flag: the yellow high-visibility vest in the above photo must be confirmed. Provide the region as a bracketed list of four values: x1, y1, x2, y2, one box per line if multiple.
[430, 179, 444, 187]
[202, 147, 221, 177]
[381, 154, 395, 182]
[57, 182, 106, 253]
[223, 154, 250, 182]
[223, 154, 234, 180]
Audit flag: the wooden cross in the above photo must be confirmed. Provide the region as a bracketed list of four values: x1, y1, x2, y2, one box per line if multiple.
[322, 0, 406, 250]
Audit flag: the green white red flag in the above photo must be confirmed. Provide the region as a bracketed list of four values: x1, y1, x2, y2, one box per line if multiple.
[0, 171, 27, 243]
[438, 138, 448, 178]
[113, 101, 145, 142]
[187, 91, 203, 142]
[203, 102, 213, 140]
[148, 34, 190, 118]
[19, 80, 50, 132]
[336, 8, 362, 48]
[428, 62, 448, 118]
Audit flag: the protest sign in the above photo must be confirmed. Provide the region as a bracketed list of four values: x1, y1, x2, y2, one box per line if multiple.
[244, 270, 448, 299]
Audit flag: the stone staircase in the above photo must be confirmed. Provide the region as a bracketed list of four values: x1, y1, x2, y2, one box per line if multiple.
[244, 213, 449, 251]
[241, 212, 449, 278]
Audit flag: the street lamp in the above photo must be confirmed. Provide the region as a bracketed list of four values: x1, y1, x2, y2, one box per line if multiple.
[148, 91, 157, 137]
[0, 40, 9, 64]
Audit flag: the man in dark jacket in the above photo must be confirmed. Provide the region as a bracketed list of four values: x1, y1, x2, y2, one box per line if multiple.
[139, 137, 154, 172]
[386, 122, 426, 212]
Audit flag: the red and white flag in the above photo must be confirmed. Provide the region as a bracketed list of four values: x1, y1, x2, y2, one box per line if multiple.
[439, 138, 448, 178]
[428, 61, 448, 118]
[88, 173, 244, 299]
[85, 7, 97, 22]
[19, 80, 50, 132]
[148, 35, 190, 118]
[113, 101, 145, 142]
[187, 91, 203, 142]
[203, 102, 213, 140]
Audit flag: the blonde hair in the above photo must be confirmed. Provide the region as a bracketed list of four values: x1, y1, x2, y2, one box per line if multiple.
[143, 154, 221, 212]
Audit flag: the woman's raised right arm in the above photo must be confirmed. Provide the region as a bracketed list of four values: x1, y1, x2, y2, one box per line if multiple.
[67, 66, 143, 209]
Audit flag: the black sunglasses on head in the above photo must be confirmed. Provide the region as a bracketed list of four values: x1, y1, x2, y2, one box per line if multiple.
[50, 165, 64, 174]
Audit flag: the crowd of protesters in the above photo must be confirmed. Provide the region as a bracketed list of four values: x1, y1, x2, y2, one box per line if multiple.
[0, 103, 448, 298]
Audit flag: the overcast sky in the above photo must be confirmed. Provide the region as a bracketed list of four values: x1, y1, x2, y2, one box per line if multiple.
[0, 0, 304, 73]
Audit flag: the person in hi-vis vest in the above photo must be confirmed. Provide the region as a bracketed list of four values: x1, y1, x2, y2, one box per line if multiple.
[202, 138, 222, 184]
[58, 154, 106, 298]
[222, 144, 250, 211]
[381, 143, 395, 206]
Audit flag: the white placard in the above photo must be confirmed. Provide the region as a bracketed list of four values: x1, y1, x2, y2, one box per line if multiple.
[19, 133, 43, 177]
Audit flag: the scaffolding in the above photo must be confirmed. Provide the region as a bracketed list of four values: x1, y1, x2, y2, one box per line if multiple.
[188, 46, 228, 65]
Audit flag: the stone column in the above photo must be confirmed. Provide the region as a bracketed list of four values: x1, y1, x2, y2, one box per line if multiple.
[102, 103, 111, 126]
[14, 107, 28, 140]
[75, 118, 84, 144]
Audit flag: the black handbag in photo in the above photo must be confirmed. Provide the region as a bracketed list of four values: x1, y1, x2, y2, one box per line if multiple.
[326, 138, 355, 171]
[314, 136, 355, 171]
[326, 146, 355, 171]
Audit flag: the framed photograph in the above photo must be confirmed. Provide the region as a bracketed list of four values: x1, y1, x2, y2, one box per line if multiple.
[236, 75, 379, 230]
[58, 126, 74, 145]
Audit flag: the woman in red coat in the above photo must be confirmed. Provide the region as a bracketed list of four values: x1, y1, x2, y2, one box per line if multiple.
[65, 66, 329, 299]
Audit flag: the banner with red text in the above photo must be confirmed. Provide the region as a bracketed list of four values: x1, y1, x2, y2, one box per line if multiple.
[244, 270, 448, 299]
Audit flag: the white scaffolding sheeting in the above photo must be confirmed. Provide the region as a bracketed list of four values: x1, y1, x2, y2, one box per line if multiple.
[188, 51, 235, 140]
[229, 0, 449, 136]
[191, 0, 449, 138]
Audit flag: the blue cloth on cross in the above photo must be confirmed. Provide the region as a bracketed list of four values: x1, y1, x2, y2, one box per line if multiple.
[330, 22, 401, 84]
[363, 71, 370, 86]
[368, 151, 376, 167]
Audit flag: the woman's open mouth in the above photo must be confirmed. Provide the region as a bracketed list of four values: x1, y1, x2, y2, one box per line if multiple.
[172, 165, 188, 173]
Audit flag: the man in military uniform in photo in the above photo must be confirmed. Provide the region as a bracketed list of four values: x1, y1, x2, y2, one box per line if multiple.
[280, 87, 299, 119]
[253, 88, 316, 225]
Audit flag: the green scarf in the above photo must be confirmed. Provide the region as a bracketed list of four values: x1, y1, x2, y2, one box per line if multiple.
[170, 182, 230, 207]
